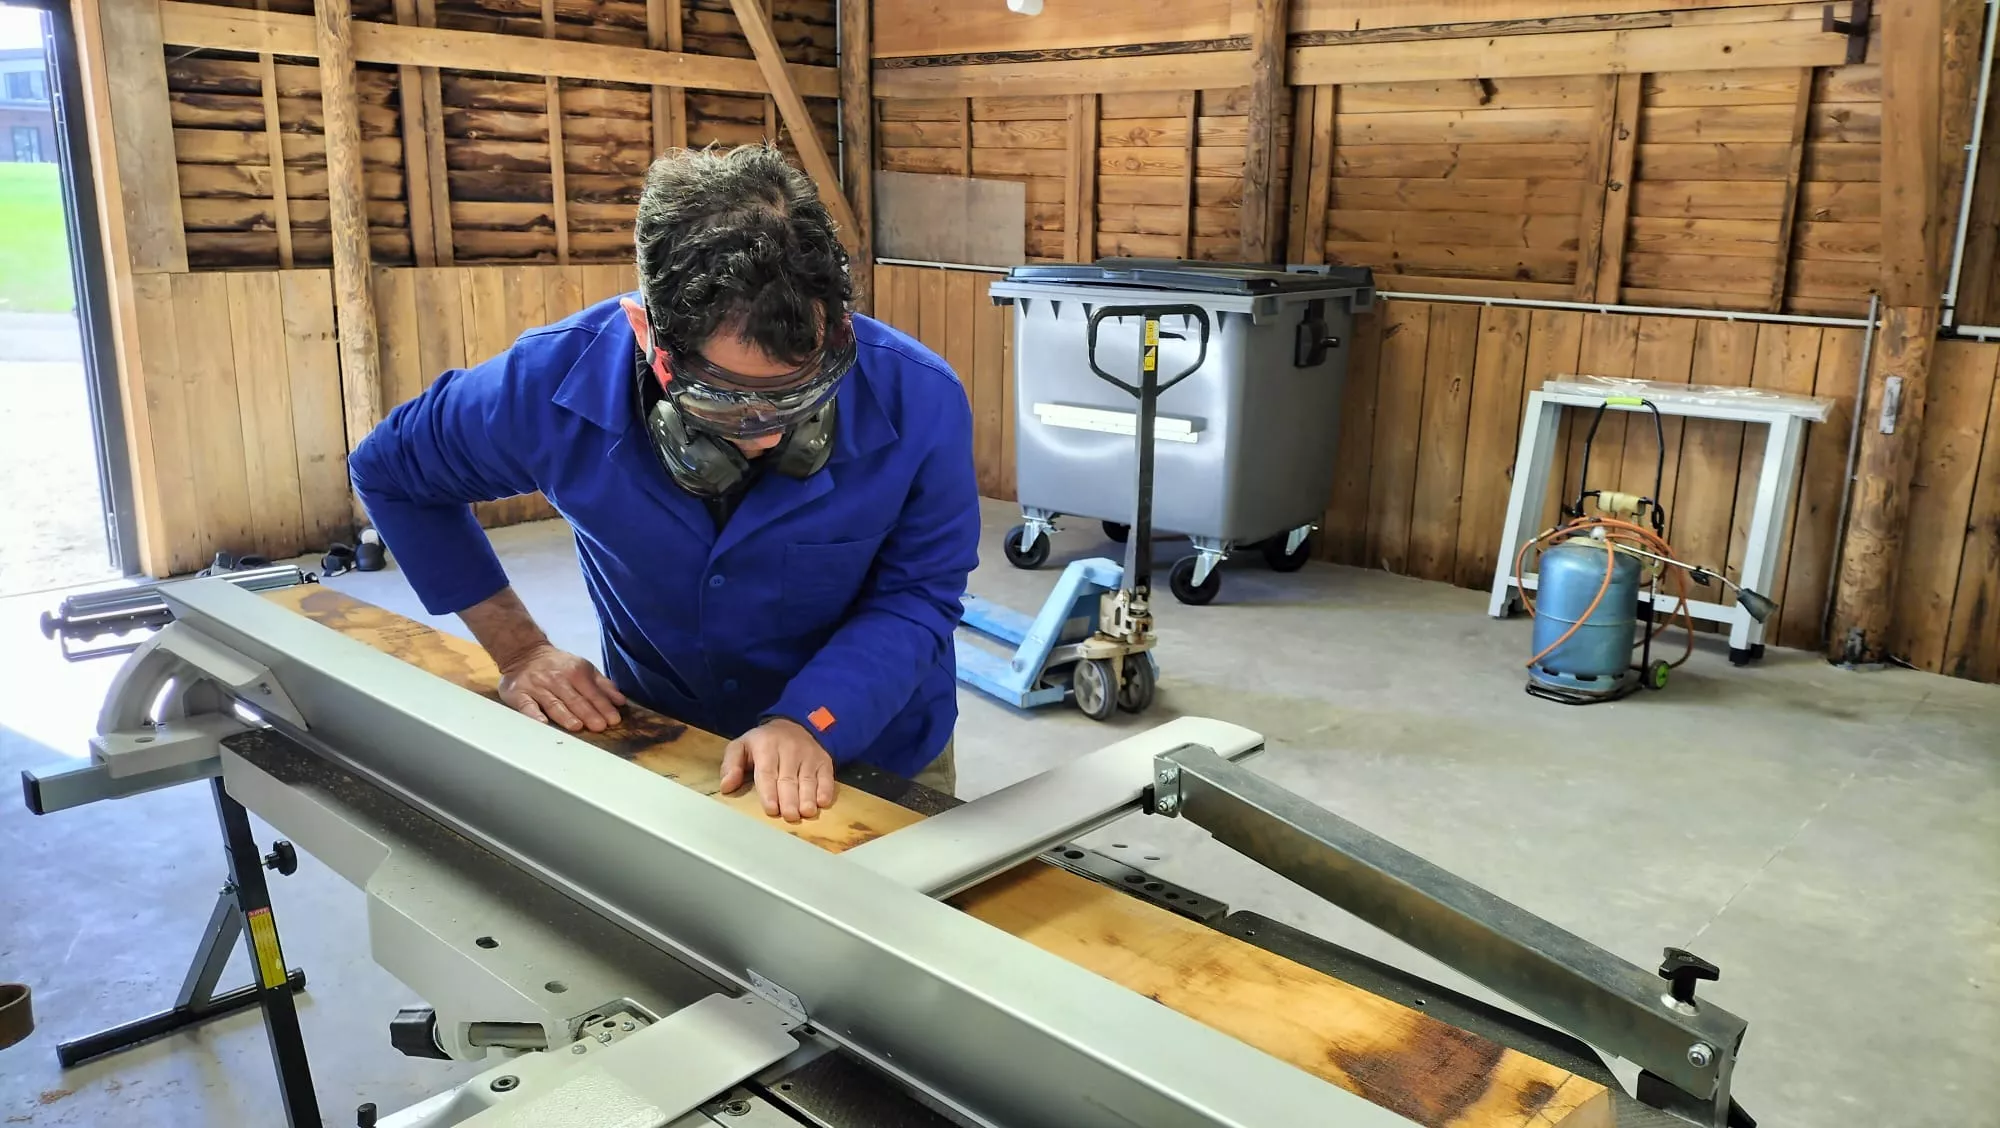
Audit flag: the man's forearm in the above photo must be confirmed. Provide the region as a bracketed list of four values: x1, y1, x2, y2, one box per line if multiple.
[458, 587, 551, 670]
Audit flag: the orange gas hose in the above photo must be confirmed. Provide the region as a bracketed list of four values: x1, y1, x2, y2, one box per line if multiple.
[1515, 515, 1698, 671]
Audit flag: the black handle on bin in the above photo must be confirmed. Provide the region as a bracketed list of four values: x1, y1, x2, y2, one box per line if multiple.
[1084, 304, 1211, 398]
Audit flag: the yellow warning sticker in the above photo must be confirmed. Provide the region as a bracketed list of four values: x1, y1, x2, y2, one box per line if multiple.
[246, 907, 288, 990]
[1144, 322, 1158, 345]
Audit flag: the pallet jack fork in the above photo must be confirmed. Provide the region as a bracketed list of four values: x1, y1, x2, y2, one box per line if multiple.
[954, 304, 1210, 720]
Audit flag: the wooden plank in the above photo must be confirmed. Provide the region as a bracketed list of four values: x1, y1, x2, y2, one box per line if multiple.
[545, 265, 587, 319]
[412, 267, 468, 395]
[1668, 320, 1758, 579]
[1366, 302, 1431, 574]
[129, 274, 201, 573]
[958, 98, 973, 172]
[1560, 315, 1641, 512]
[226, 272, 306, 555]
[1766, 69, 1816, 310]
[1239, 0, 1289, 262]
[943, 269, 979, 440]
[1000, 300, 1017, 500]
[840, 0, 872, 311]
[1722, 324, 1820, 616]
[1301, 85, 1335, 265]
[1338, 75, 1604, 113]
[1572, 75, 1620, 301]
[281, 271, 352, 549]
[874, 52, 1251, 101]
[1594, 73, 1641, 303]
[1066, 95, 1097, 261]
[253, 2, 296, 268]
[174, 273, 254, 559]
[374, 267, 425, 413]
[1627, 217, 1784, 258]
[1289, 20, 1854, 88]
[389, 0, 434, 268]
[1644, 67, 1808, 106]
[729, 0, 859, 250]
[547, 62, 572, 264]
[916, 267, 949, 359]
[582, 263, 633, 305]
[1371, 275, 1575, 301]
[1335, 142, 1598, 181]
[415, 0, 453, 265]
[1323, 309, 1381, 565]
[872, 0, 1238, 58]
[1620, 316, 1698, 542]
[1773, 326, 1865, 650]
[159, 1, 840, 98]
[1179, 96, 1198, 258]
[1335, 106, 1599, 146]
[1405, 301, 1478, 582]
[972, 276, 1005, 497]
[1523, 308, 1587, 533]
[1331, 177, 1582, 216]
[1284, 86, 1316, 263]
[1888, 337, 1998, 669]
[1941, 342, 2000, 681]
[102, 0, 188, 273]
[1632, 178, 1791, 220]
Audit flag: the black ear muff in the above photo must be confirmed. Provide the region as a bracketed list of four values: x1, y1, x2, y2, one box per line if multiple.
[646, 397, 750, 498]
[771, 399, 838, 480]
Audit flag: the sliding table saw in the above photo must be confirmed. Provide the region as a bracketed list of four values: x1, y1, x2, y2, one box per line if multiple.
[22, 579, 1757, 1128]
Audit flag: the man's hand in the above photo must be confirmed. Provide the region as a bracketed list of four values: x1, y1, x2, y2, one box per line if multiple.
[497, 643, 626, 733]
[720, 719, 836, 823]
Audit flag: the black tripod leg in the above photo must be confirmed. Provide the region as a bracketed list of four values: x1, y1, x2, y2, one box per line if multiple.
[211, 779, 322, 1128]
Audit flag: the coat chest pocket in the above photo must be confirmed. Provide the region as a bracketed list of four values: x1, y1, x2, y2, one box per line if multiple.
[783, 533, 890, 625]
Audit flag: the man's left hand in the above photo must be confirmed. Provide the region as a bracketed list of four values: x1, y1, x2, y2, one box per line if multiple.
[720, 718, 836, 823]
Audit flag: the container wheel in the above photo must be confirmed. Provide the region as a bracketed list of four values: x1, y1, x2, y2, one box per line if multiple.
[1116, 655, 1156, 714]
[1071, 658, 1117, 721]
[1169, 556, 1221, 605]
[1261, 532, 1313, 573]
[1646, 660, 1671, 691]
[1003, 526, 1049, 570]
[1102, 520, 1131, 544]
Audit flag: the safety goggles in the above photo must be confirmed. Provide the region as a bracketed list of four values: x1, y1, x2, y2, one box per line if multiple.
[647, 317, 856, 439]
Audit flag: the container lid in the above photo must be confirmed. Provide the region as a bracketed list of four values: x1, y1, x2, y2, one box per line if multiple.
[1003, 258, 1373, 297]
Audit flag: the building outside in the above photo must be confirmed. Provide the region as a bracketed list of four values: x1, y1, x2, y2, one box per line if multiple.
[0, 46, 53, 163]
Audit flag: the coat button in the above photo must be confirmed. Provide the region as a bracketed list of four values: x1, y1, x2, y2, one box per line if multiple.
[723, 678, 739, 692]
[709, 574, 725, 588]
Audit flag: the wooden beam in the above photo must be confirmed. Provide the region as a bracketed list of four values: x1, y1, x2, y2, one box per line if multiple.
[1830, 0, 1947, 663]
[1066, 93, 1098, 262]
[1283, 85, 1315, 264]
[1239, 0, 1289, 263]
[1572, 75, 1618, 301]
[100, 0, 186, 273]
[876, 50, 1250, 100]
[957, 97, 972, 175]
[390, 0, 433, 267]
[1301, 84, 1334, 264]
[1291, 19, 1854, 87]
[728, 0, 859, 252]
[159, 1, 839, 99]
[316, 0, 382, 472]
[1765, 68, 1816, 311]
[255, 0, 295, 268]
[415, 0, 452, 265]
[839, 0, 873, 312]
[543, 0, 569, 265]
[1937, 0, 1985, 277]
[1592, 73, 1641, 304]
[1180, 94, 1198, 258]
[276, 583, 1619, 1128]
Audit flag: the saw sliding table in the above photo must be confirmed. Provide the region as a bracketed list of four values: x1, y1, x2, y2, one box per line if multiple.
[21, 582, 1760, 1128]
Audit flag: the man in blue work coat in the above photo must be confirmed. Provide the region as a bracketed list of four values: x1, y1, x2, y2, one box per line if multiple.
[349, 144, 981, 822]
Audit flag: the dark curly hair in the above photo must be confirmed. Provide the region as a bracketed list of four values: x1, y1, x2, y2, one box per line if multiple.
[632, 143, 852, 365]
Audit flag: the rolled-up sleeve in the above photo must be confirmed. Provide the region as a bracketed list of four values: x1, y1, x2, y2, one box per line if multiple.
[347, 346, 542, 616]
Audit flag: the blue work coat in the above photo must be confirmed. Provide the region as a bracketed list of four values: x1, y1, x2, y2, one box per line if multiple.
[348, 296, 981, 778]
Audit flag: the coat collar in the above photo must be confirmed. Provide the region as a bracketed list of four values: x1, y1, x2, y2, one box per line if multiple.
[551, 296, 900, 465]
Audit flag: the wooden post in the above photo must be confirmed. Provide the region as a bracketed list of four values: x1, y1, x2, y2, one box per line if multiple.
[1829, 0, 1945, 663]
[839, 0, 873, 312]
[543, 0, 569, 265]
[390, 0, 433, 266]
[1765, 68, 1816, 312]
[1592, 73, 1640, 304]
[255, 0, 295, 268]
[415, 0, 453, 265]
[1066, 93, 1097, 263]
[1239, 0, 1289, 263]
[729, 0, 860, 251]
[316, 0, 382, 466]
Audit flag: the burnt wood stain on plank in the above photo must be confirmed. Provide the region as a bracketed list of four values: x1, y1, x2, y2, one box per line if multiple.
[1330, 1022, 1506, 1128]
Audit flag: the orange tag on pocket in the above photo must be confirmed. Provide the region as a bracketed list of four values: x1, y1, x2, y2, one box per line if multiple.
[807, 706, 835, 732]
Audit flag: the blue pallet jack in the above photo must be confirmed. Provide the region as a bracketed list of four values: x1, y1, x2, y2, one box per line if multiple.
[954, 302, 1212, 720]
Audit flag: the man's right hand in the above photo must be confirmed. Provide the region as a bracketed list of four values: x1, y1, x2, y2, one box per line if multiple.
[497, 643, 626, 733]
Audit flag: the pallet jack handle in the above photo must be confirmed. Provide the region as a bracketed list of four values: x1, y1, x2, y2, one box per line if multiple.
[1083, 304, 1213, 604]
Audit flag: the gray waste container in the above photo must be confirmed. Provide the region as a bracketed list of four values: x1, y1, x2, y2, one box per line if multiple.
[987, 258, 1374, 605]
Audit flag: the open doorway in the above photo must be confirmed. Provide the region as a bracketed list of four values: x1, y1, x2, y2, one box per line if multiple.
[0, 1, 134, 596]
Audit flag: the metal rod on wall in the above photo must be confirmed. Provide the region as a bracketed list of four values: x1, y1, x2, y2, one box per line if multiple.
[1823, 291, 1882, 649]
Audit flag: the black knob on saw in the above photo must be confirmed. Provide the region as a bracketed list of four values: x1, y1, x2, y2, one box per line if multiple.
[1659, 947, 1720, 1004]
[263, 840, 298, 876]
[390, 1005, 452, 1059]
[356, 1103, 378, 1127]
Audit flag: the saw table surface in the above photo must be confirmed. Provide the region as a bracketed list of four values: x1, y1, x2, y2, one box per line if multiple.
[265, 585, 1614, 1128]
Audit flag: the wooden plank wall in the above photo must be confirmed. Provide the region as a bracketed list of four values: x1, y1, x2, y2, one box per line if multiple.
[873, 261, 2000, 684]
[158, 0, 838, 269]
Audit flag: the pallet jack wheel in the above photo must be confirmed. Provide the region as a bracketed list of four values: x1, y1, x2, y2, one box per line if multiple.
[1071, 658, 1118, 721]
[1003, 526, 1049, 570]
[1169, 556, 1221, 605]
[1646, 660, 1671, 691]
[1116, 656, 1156, 714]
[1261, 533, 1313, 573]
[1102, 520, 1131, 544]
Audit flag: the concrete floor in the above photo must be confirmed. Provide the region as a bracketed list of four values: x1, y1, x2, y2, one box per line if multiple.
[0, 313, 118, 597]
[2, 498, 1996, 1127]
